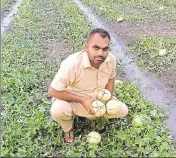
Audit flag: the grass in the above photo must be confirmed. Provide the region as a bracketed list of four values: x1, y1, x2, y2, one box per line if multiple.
[81, 0, 176, 82]
[129, 36, 176, 75]
[2, 0, 90, 156]
[1, 0, 16, 14]
[81, 0, 176, 22]
[1, 0, 176, 157]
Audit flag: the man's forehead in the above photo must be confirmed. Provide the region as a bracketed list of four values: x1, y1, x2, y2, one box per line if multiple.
[88, 33, 110, 44]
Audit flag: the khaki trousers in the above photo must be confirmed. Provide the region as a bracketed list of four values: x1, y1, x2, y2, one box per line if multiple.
[50, 98, 128, 132]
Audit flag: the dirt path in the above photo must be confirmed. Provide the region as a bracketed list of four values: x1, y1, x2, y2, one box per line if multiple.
[110, 21, 176, 46]
[1, 0, 23, 37]
[1, 0, 16, 19]
[73, 0, 176, 138]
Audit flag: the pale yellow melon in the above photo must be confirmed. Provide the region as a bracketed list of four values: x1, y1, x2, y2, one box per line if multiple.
[106, 99, 121, 115]
[97, 89, 111, 102]
[87, 131, 101, 144]
[92, 100, 106, 117]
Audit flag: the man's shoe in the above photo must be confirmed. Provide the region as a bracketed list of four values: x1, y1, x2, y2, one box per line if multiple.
[64, 124, 74, 143]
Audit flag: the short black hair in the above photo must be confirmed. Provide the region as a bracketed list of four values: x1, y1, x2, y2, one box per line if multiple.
[87, 28, 111, 42]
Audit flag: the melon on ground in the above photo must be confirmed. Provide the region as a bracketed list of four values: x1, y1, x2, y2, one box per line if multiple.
[87, 131, 101, 144]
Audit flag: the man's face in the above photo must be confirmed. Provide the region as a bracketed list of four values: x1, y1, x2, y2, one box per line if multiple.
[85, 33, 110, 66]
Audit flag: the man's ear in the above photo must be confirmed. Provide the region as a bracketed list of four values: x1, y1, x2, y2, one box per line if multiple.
[84, 43, 88, 50]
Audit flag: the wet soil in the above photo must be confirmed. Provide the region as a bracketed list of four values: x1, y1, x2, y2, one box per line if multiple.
[1, 0, 16, 19]
[109, 21, 176, 46]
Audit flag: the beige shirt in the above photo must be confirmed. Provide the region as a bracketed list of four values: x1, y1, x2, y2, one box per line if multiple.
[50, 50, 116, 97]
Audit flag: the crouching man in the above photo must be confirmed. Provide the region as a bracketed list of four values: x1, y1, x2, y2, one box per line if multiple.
[48, 28, 128, 143]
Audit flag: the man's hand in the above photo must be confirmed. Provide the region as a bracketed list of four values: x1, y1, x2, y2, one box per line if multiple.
[105, 78, 115, 94]
[48, 87, 96, 115]
[81, 96, 96, 115]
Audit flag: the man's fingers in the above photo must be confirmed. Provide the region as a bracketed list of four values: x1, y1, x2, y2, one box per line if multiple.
[87, 108, 91, 113]
[87, 106, 95, 115]
[88, 109, 94, 115]
[83, 105, 94, 115]
[90, 107, 95, 115]
[92, 98, 97, 102]
[84, 105, 90, 113]
[90, 101, 96, 115]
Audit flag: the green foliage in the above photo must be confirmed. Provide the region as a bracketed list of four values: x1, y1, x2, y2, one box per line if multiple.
[82, 0, 176, 22]
[56, 0, 91, 51]
[2, 0, 90, 156]
[1, 0, 16, 13]
[130, 36, 176, 75]
[81, 0, 176, 88]
[1, 0, 176, 157]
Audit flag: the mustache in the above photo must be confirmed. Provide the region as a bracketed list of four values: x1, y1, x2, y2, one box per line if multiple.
[96, 56, 105, 59]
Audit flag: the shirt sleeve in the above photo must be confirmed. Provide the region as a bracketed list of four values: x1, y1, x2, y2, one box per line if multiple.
[50, 60, 76, 91]
[110, 56, 117, 80]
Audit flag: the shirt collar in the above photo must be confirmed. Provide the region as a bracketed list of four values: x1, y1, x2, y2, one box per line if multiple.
[83, 51, 91, 68]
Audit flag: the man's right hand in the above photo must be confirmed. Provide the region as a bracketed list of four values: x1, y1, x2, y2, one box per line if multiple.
[48, 87, 96, 115]
[81, 96, 96, 115]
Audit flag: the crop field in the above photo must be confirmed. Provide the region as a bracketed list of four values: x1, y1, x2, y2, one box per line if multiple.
[82, 0, 176, 22]
[1, 0, 176, 157]
[82, 0, 176, 98]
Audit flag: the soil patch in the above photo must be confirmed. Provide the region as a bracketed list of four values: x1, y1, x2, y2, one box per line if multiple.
[109, 20, 176, 46]
[42, 39, 73, 90]
[109, 20, 176, 101]
[43, 39, 73, 63]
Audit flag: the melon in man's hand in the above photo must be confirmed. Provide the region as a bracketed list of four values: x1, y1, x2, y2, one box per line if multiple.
[106, 99, 121, 115]
[87, 131, 101, 144]
[97, 89, 111, 102]
[92, 100, 106, 117]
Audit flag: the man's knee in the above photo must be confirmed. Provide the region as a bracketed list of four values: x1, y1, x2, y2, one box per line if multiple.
[50, 99, 74, 122]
